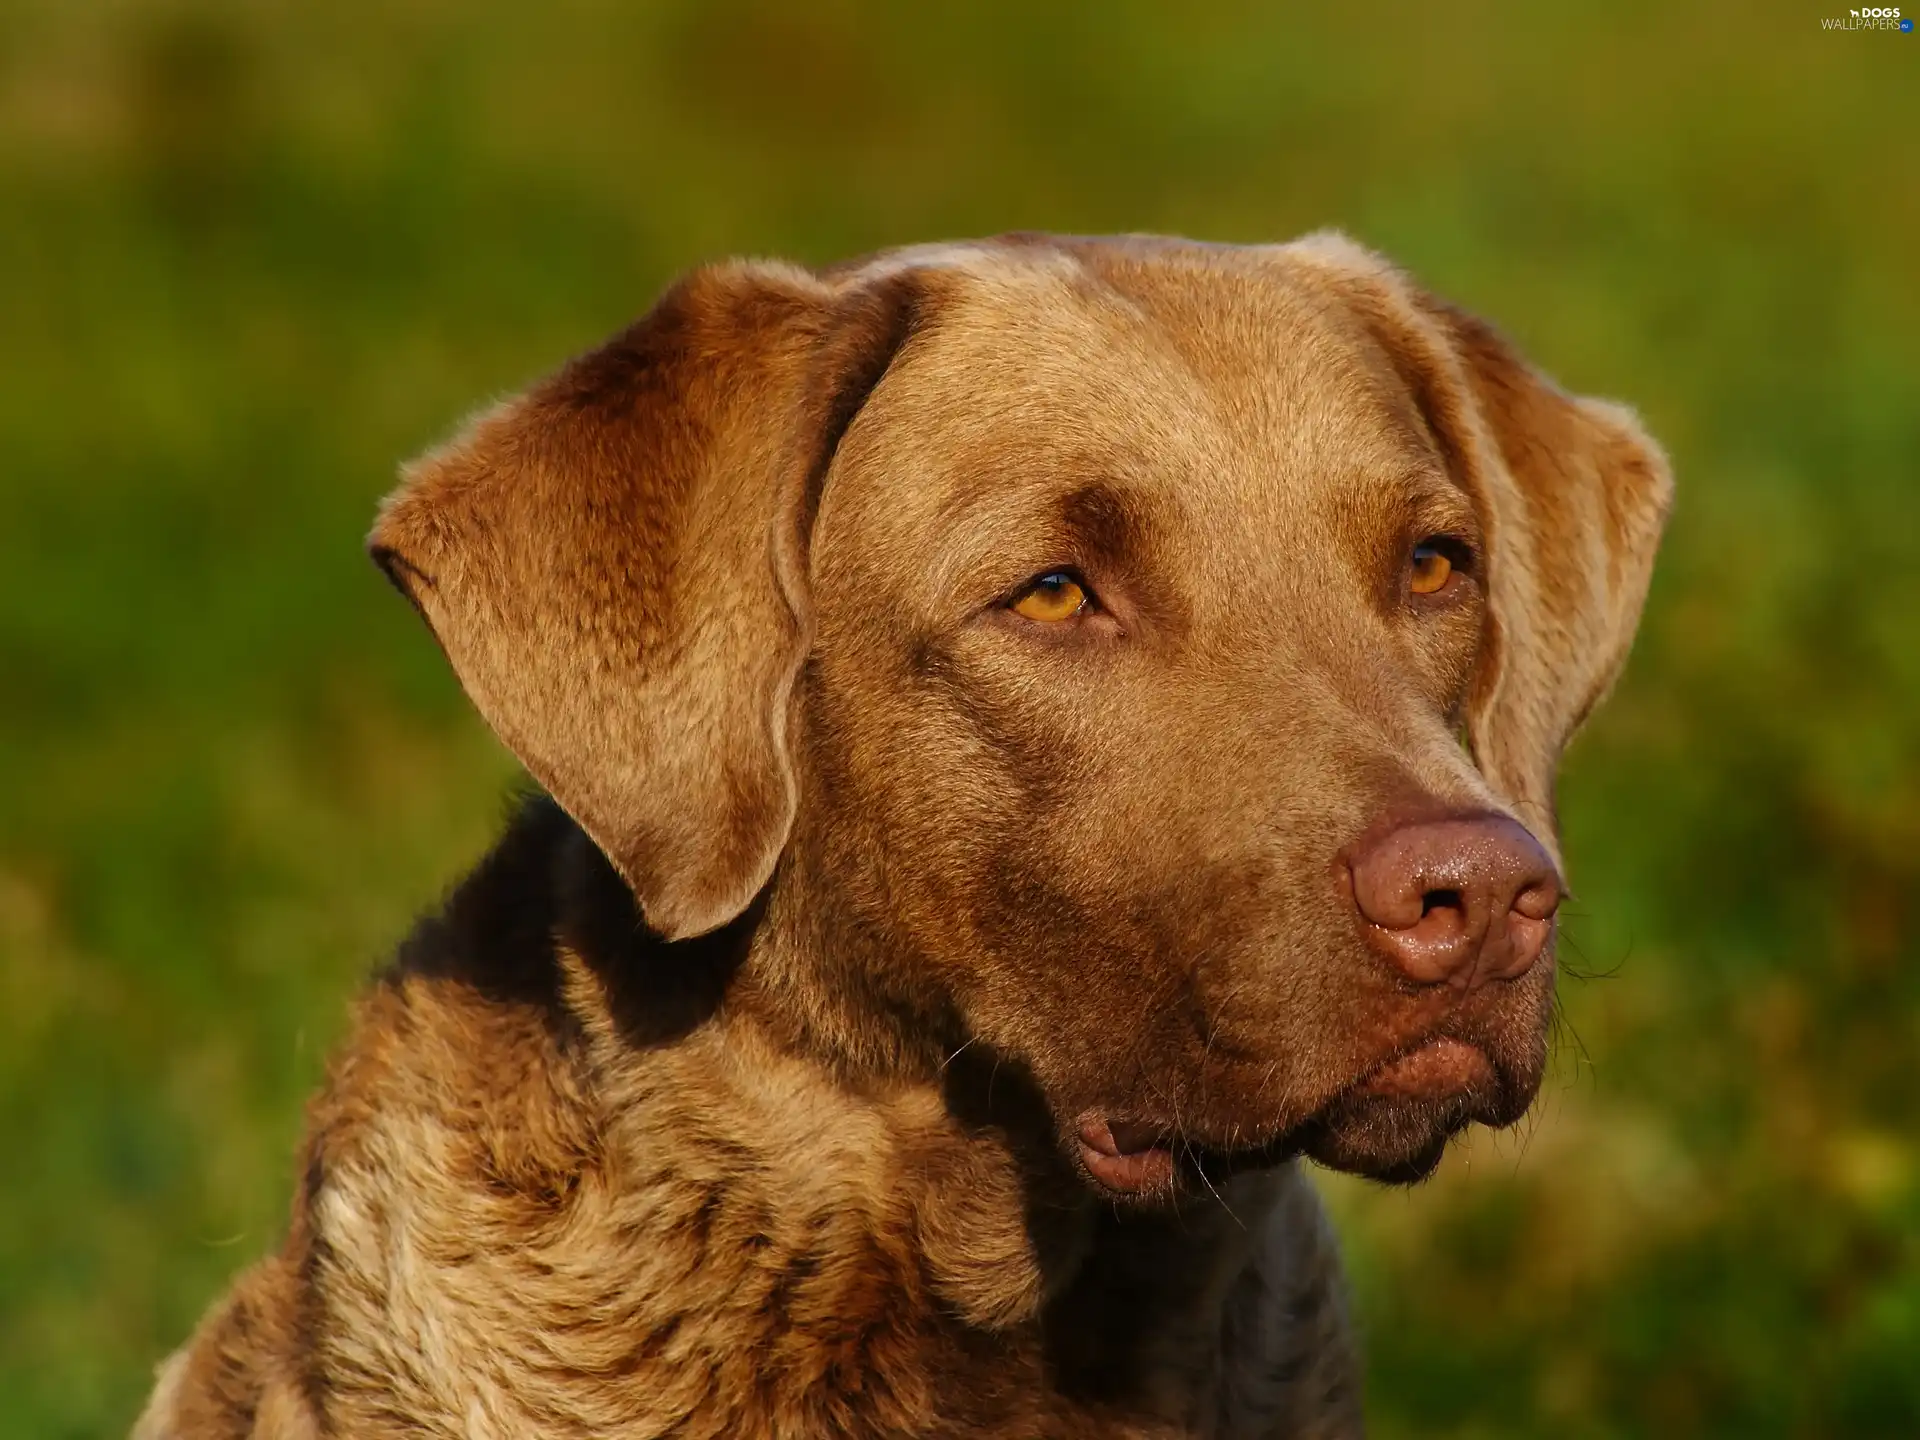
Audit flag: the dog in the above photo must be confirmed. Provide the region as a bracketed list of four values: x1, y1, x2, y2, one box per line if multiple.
[135, 232, 1670, 1439]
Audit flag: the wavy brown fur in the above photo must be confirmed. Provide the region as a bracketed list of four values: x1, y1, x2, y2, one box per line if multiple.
[138, 232, 1668, 1439]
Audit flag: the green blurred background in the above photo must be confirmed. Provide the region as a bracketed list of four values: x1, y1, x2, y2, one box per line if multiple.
[3, 2, 1916, 1435]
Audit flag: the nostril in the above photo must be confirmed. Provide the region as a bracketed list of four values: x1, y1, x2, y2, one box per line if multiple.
[1513, 879, 1561, 922]
[1347, 811, 1562, 987]
[1499, 908, 1554, 980]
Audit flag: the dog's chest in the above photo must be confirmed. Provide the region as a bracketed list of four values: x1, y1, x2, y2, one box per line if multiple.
[294, 996, 1071, 1436]
[308, 1157, 1006, 1435]
[260, 971, 1353, 1439]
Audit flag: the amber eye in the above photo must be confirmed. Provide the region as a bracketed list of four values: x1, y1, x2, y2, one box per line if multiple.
[1011, 571, 1090, 622]
[1409, 540, 1455, 596]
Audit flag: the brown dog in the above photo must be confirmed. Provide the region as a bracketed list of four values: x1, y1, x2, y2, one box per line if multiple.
[136, 232, 1670, 1439]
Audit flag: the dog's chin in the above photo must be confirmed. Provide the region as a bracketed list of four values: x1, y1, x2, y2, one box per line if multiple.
[1294, 1093, 1479, 1183]
[1297, 1037, 1537, 1184]
[1069, 1038, 1541, 1202]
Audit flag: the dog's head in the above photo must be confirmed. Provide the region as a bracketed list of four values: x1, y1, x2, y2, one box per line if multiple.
[372, 234, 1670, 1198]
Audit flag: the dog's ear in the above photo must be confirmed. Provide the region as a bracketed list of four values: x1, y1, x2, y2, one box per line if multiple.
[1429, 305, 1672, 847]
[1298, 235, 1673, 850]
[1436, 305, 1674, 844]
[369, 262, 922, 939]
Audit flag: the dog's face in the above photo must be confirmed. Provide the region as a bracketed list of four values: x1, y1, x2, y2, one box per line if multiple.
[372, 235, 1670, 1198]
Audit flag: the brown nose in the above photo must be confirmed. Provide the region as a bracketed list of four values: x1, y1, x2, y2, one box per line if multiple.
[1347, 815, 1562, 988]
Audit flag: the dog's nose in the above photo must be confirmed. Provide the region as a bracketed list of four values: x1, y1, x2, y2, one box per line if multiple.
[1346, 815, 1562, 988]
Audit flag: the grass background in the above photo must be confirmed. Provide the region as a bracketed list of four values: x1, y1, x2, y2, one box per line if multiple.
[3, 2, 1916, 1435]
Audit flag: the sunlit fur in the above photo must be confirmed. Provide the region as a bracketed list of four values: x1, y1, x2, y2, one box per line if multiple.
[140, 233, 1669, 1439]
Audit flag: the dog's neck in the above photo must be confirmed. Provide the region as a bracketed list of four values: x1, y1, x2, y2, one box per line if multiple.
[549, 803, 1276, 1421]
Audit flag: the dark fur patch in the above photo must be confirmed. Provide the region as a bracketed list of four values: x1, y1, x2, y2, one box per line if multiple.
[379, 793, 569, 1013]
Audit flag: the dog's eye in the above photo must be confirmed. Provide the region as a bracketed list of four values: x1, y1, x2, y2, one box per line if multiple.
[1409, 539, 1461, 597]
[1011, 571, 1091, 622]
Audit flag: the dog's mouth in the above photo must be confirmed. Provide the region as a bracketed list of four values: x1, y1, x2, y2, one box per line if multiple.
[1074, 1034, 1528, 1199]
[1295, 1033, 1534, 1183]
[1075, 1115, 1179, 1197]
[1346, 1035, 1494, 1101]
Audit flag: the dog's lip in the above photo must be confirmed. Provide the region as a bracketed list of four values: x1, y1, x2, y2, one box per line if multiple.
[1072, 1038, 1506, 1195]
[1348, 1036, 1493, 1101]
[1076, 1115, 1177, 1196]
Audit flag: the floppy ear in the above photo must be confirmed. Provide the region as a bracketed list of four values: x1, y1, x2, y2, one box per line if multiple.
[369, 261, 922, 939]
[1298, 235, 1673, 851]
[1426, 304, 1673, 850]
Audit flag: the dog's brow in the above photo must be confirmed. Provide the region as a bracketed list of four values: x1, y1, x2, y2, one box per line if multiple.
[1395, 469, 1480, 539]
[1059, 482, 1150, 568]
[1055, 480, 1195, 641]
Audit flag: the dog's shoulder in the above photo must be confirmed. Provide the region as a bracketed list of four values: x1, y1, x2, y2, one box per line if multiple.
[142, 801, 1065, 1437]
[138, 798, 601, 1438]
